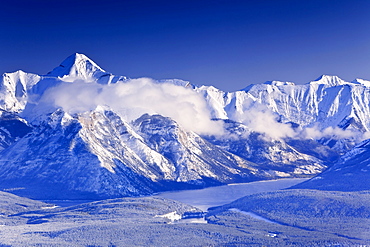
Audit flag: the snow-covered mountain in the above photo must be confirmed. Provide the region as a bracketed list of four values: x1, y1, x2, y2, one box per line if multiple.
[198, 75, 370, 142]
[47, 53, 109, 80]
[0, 53, 369, 199]
[0, 107, 264, 199]
[203, 119, 329, 177]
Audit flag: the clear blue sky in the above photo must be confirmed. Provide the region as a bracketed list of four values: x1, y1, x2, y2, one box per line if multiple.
[1, 0, 369, 91]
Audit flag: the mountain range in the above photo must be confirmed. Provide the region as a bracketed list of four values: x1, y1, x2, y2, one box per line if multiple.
[0, 53, 369, 199]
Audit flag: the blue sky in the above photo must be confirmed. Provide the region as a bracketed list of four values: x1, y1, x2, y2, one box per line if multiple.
[1, 0, 369, 91]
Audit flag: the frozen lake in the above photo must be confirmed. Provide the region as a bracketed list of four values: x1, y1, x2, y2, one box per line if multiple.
[157, 178, 308, 211]
[46, 178, 308, 209]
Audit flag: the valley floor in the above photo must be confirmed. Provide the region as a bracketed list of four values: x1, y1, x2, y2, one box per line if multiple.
[1, 180, 369, 246]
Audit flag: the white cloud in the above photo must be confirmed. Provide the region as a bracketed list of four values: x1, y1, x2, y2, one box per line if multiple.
[42, 78, 223, 135]
[231, 100, 369, 142]
[303, 124, 357, 140]
[233, 102, 297, 140]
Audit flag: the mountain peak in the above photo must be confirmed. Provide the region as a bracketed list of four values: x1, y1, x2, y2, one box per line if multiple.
[309, 75, 347, 86]
[47, 53, 108, 80]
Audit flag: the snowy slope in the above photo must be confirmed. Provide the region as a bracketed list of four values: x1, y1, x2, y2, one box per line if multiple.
[0, 190, 50, 216]
[293, 139, 370, 191]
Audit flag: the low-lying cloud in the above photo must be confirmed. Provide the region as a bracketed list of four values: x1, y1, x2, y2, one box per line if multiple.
[43, 78, 224, 135]
[303, 124, 359, 140]
[233, 100, 297, 140]
[232, 99, 369, 142]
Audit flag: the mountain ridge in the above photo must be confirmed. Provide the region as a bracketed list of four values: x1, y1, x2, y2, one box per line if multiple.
[0, 53, 369, 199]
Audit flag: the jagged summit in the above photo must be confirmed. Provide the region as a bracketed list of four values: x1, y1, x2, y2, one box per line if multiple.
[309, 75, 347, 86]
[47, 53, 109, 80]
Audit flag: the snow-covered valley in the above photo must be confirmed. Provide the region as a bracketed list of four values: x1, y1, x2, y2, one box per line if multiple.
[0, 179, 369, 246]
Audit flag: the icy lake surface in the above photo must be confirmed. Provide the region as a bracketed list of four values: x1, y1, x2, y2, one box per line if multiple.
[46, 178, 308, 209]
[157, 178, 308, 211]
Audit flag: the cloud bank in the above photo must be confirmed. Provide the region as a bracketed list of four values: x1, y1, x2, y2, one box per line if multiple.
[43, 78, 223, 135]
[232, 99, 368, 142]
